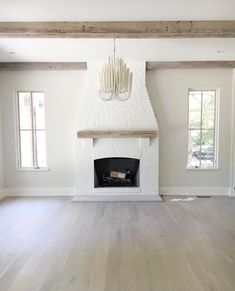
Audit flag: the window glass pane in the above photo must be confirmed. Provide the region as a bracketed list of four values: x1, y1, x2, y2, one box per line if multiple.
[188, 130, 201, 167]
[18, 92, 32, 129]
[189, 91, 201, 129]
[17, 91, 47, 168]
[36, 131, 47, 167]
[202, 91, 215, 129]
[201, 130, 215, 166]
[188, 90, 217, 168]
[20, 131, 33, 167]
[33, 92, 45, 130]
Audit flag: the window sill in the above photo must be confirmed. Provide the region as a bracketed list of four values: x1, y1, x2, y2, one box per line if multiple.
[16, 167, 50, 172]
[186, 167, 220, 171]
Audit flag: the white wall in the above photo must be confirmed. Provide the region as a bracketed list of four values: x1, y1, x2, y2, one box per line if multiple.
[0, 68, 234, 196]
[0, 71, 86, 194]
[147, 68, 233, 195]
[0, 97, 4, 196]
[1, 0, 234, 21]
[230, 69, 235, 196]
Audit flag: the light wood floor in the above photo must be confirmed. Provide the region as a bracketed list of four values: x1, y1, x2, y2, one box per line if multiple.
[0, 196, 235, 291]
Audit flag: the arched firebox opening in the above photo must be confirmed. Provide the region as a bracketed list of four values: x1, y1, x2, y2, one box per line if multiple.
[94, 157, 140, 188]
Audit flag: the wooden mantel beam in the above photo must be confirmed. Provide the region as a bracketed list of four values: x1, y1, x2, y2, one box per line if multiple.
[77, 130, 157, 138]
[1, 21, 235, 38]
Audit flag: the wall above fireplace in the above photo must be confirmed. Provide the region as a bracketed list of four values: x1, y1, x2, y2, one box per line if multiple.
[77, 62, 157, 132]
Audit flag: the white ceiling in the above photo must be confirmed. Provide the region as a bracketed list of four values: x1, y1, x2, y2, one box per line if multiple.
[1, 0, 235, 62]
[0, 0, 235, 21]
[1, 38, 235, 62]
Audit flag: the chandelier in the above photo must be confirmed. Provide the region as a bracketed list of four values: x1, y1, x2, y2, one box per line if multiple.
[99, 38, 133, 101]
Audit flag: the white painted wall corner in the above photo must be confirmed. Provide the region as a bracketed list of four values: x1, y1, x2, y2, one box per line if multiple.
[0, 188, 7, 200]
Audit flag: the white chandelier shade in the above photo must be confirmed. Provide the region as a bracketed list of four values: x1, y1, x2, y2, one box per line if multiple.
[99, 40, 133, 101]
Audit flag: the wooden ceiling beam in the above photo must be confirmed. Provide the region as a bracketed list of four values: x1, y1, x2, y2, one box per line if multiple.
[0, 62, 87, 71]
[0, 21, 235, 38]
[146, 61, 235, 69]
[1, 61, 235, 71]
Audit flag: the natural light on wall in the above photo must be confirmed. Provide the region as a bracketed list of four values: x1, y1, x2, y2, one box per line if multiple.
[16, 91, 47, 169]
[187, 90, 218, 169]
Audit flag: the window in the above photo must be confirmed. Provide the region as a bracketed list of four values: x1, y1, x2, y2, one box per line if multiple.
[187, 90, 218, 169]
[16, 91, 47, 169]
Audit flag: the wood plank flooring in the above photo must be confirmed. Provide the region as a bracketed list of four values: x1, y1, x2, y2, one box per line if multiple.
[0, 196, 235, 291]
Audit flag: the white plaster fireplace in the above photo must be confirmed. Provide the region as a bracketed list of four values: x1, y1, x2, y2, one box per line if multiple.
[73, 62, 161, 201]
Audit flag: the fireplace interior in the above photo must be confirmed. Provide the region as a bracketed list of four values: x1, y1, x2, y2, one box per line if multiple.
[94, 157, 140, 188]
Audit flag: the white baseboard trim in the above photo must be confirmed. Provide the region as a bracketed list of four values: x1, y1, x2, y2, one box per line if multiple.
[3, 186, 232, 198]
[0, 188, 7, 200]
[160, 187, 230, 196]
[72, 194, 162, 202]
[6, 187, 76, 196]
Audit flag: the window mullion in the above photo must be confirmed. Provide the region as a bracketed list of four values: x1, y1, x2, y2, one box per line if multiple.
[17, 93, 22, 167]
[213, 95, 216, 166]
[33, 108, 39, 168]
[199, 91, 203, 167]
[31, 93, 37, 168]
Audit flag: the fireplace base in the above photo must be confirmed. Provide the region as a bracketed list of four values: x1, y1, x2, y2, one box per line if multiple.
[75, 137, 160, 201]
[72, 194, 162, 202]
